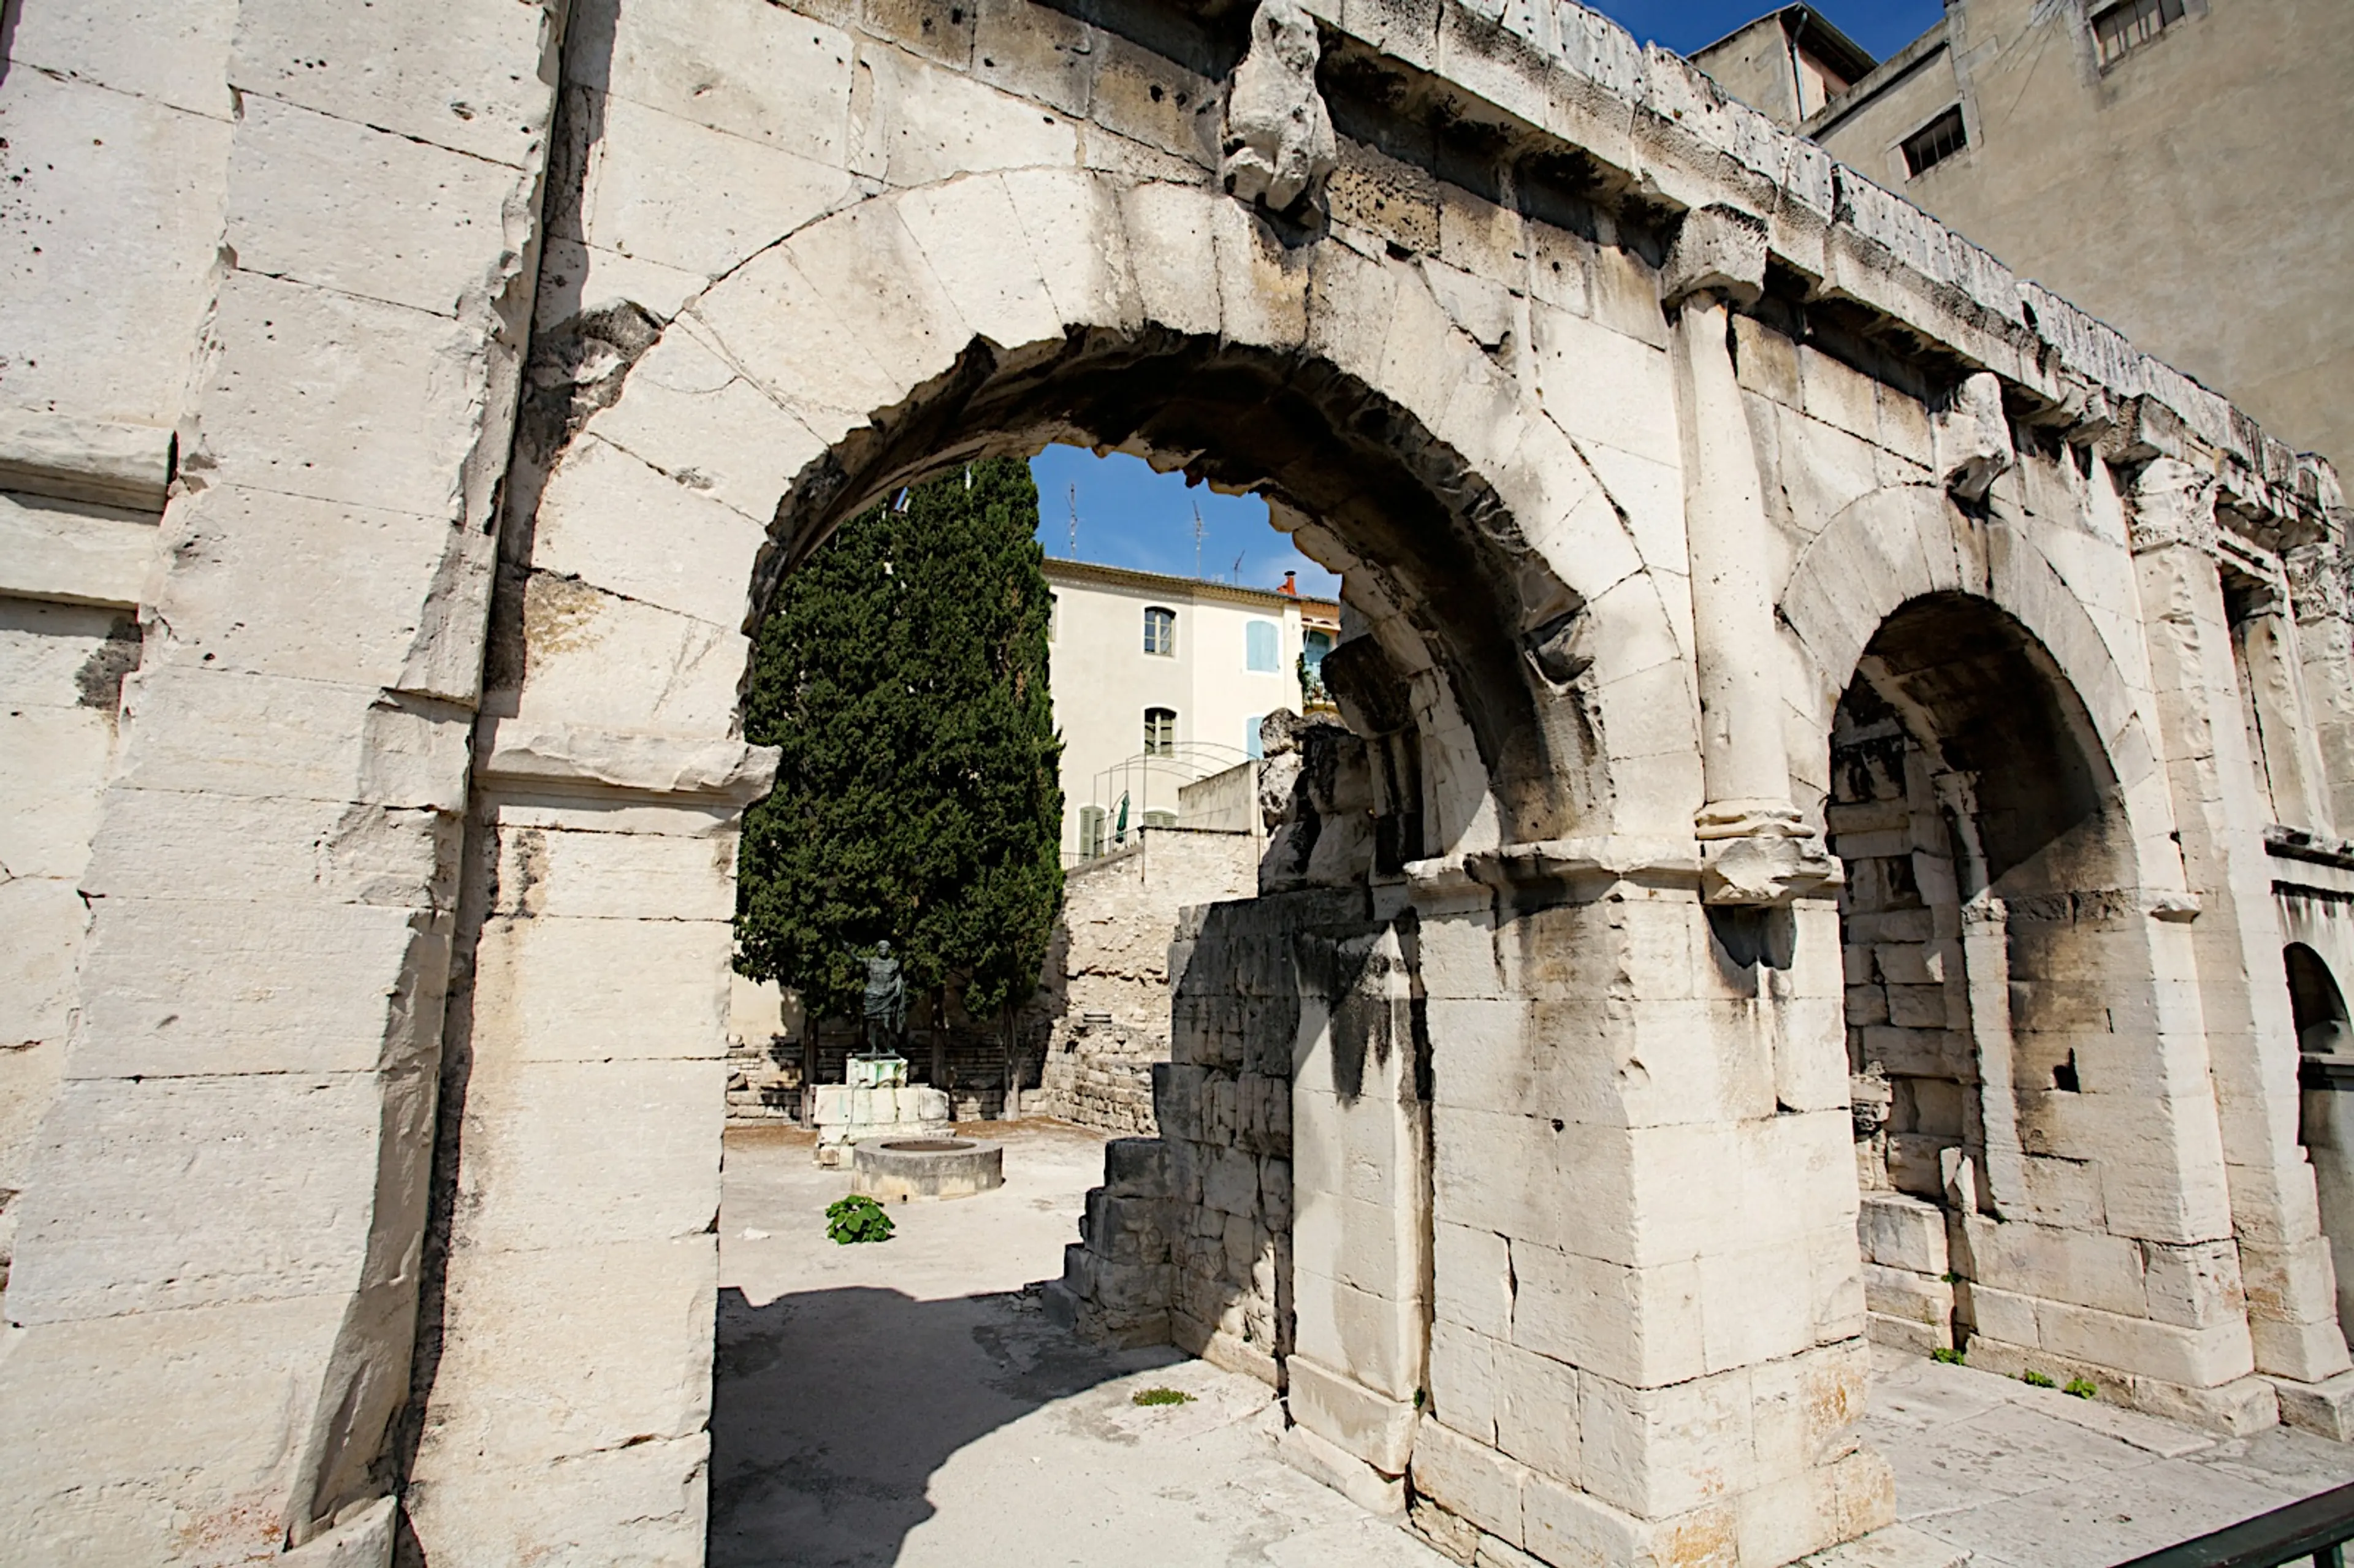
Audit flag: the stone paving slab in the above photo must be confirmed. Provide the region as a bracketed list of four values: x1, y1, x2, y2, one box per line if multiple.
[1864, 1347, 2354, 1568]
[715, 1122, 2354, 1568]
[712, 1120, 1452, 1568]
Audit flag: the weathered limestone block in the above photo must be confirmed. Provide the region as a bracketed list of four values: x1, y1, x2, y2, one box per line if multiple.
[809, 1083, 953, 1165]
[0, 71, 234, 432]
[574, 91, 856, 283]
[0, 1294, 358, 1564]
[7, 1071, 428, 1326]
[0, 418, 172, 515]
[581, 0, 852, 162]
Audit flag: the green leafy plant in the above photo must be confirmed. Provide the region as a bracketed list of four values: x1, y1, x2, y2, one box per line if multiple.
[825, 1193, 896, 1245]
[1930, 1346, 1966, 1366]
[2064, 1377, 2098, 1400]
[1132, 1387, 1192, 1407]
[2021, 1369, 2057, 1388]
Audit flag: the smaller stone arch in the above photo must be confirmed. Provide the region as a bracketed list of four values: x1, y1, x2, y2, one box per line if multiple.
[1779, 485, 2152, 794]
[2289, 942, 2350, 1056]
[1793, 487, 2249, 1403]
[2291, 941, 2354, 1346]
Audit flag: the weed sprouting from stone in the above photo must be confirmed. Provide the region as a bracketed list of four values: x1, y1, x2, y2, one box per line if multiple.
[1931, 1347, 1966, 1366]
[2022, 1369, 2056, 1388]
[2065, 1377, 2098, 1400]
[1132, 1387, 1193, 1407]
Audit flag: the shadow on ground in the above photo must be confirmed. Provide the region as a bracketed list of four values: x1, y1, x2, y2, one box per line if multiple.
[707, 1282, 1181, 1567]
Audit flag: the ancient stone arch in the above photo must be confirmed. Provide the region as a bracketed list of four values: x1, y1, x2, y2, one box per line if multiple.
[5, 0, 2354, 1564]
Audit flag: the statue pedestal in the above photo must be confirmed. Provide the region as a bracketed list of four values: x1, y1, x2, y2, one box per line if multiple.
[810, 1075, 950, 1167]
[846, 1053, 908, 1089]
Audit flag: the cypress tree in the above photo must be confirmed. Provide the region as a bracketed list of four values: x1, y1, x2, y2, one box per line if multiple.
[735, 458, 1063, 1086]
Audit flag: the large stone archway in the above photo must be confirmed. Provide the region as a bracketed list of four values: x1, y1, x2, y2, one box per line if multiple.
[3, 0, 2352, 1563]
[405, 161, 1854, 1561]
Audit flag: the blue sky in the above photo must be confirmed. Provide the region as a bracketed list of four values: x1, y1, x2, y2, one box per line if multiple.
[1585, 0, 1944, 59]
[1029, 445, 1343, 599]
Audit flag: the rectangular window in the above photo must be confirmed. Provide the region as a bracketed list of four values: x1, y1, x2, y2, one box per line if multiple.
[1143, 707, 1176, 757]
[1902, 107, 1968, 178]
[1079, 805, 1107, 858]
[2095, 0, 2185, 66]
[1245, 618, 1279, 672]
[1245, 716, 1265, 760]
[1142, 810, 1178, 830]
[1143, 606, 1176, 657]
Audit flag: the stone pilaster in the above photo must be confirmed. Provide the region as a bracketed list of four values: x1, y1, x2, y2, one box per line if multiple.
[1284, 918, 1430, 1514]
[2289, 539, 2354, 838]
[0, 6, 568, 1560]
[2131, 460, 2354, 1393]
[402, 722, 773, 1561]
[1663, 205, 1832, 907]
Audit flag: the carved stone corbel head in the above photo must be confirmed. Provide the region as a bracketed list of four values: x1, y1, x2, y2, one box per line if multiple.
[1933, 371, 2014, 503]
[2128, 456, 2221, 557]
[1220, 0, 1339, 213]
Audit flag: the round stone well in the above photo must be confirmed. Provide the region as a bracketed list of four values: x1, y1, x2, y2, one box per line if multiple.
[850, 1136, 1005, 1202]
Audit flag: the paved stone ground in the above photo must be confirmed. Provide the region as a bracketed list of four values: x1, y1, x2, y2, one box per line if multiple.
[712, 1120, 2354, 1568]
[1862, 1347, 2354, 1566]
[710, 1119, 1450, 1568]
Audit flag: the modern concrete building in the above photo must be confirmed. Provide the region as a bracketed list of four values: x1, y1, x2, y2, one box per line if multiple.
[1695, 0, 2354, 470]
[1683, 4, 1873, 129]
[1043, 556, 1336, 864]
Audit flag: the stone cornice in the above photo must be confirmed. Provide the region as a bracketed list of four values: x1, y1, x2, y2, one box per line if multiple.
[1301, 0, 2342, 546]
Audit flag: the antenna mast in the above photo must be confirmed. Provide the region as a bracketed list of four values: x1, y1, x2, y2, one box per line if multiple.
[1193, 500, 1205, 579]
[1067, 482, 1080, 558]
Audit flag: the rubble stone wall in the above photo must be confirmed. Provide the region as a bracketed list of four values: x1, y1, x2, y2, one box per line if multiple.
[1057, 888, 1367, 1387]
[1034, 828, 1260, 1135]
[1832, 688, 1965, 1352]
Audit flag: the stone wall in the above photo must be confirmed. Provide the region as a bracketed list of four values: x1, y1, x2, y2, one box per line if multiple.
[1832, 683, 1965, 1352]
[724, 972, 803, 1121]
[1034, 826, 1259, 1134]
[8, 0, 2354, 1559]
[1054, 887, 1365, 1385]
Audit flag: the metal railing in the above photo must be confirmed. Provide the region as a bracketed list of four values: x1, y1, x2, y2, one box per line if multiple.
[2113, 1479, 2354, 1567]
[1076, 741, 1252, 859]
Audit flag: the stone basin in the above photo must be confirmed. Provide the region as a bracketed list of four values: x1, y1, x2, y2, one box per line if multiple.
[850, 1136, 1005, 1202]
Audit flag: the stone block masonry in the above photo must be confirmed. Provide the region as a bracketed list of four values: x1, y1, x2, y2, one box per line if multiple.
[5, 0, 2354, 1561]
[1034, 827, 1260, 1135]
[1056, 889, 1352, 1382]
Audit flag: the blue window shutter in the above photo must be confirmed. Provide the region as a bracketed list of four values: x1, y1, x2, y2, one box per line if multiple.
[1246, 619, 1278, 672]
[1245, 717, 1264, 759]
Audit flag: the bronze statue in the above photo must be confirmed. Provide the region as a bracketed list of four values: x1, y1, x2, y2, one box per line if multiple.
[858, 939, 907, 1057]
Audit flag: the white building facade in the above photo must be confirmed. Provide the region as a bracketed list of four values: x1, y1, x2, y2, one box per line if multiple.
[1043, 558, 1336, 863]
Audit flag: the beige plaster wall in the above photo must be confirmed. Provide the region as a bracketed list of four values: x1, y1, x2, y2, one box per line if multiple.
[1813, 0, 2354, 470]
[1046, 562, 1320, 860]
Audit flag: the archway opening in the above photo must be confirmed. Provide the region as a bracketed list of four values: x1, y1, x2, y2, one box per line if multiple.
[700, 329, 1548, 1560]
[1832, 592, 2136, 1361]
[2290, 942, 2354, 1346]
[2290, 943, 2349, 1057]
[750, 328, 1600, 852]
